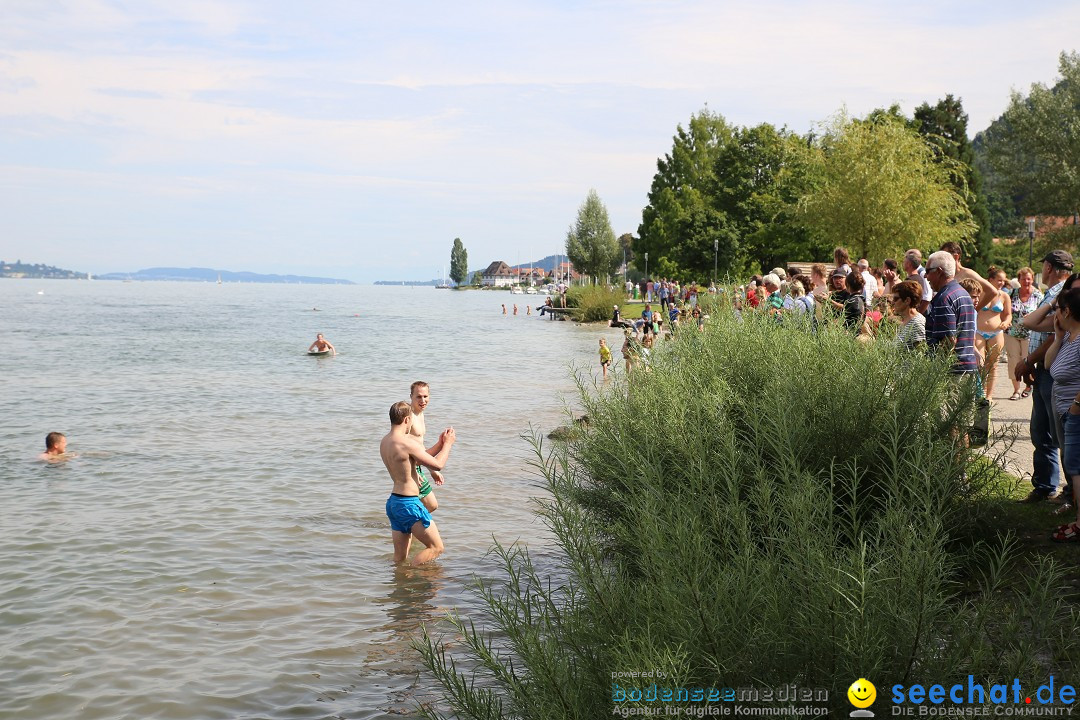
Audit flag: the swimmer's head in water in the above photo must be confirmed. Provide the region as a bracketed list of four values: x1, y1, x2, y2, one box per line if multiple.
[389, 401, 412, 426]
[45, 432, 66, 453]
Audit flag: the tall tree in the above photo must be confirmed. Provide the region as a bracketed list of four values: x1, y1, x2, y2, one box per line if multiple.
[985, 51, 1080, 220]
[449, 237, 468, 286]
[566, 190, 619, 283]
[711, 123, 825, 274]
[913, 95, 993, 269]
[800, 114, 975, 262]
[636, 109, 734, 279]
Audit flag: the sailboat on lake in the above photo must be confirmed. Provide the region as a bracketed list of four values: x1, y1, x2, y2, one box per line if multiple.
[436, 266, 451, 289]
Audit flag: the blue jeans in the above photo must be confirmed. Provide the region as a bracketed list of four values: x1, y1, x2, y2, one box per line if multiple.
[1030, 369, 1060, 493]
[1063, 412, 1080, 479]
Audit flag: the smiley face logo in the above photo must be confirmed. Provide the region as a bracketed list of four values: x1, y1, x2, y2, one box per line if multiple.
[848, 678, 876, 709]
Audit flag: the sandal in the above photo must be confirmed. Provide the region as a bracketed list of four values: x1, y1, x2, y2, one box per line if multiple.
[1009, 391, 1021, 401]
[1021, 386, 1033, 399]
[1051, 522, 1080, 543]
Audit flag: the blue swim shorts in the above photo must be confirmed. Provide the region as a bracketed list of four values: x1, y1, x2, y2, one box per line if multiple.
[385, 493, 432, 534]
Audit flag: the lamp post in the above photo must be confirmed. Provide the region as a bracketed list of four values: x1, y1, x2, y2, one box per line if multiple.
[644, 252, 648, 283]
[623, 248, 626, 287]
[713, 238, 718, 285]
[1028, 218, 1036, 269]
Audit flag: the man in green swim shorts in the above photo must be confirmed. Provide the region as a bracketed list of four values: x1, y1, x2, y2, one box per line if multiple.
[408, 381, 446, 512]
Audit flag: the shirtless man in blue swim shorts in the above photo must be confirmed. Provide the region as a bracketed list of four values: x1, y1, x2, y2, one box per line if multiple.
[380, 401, 456, 565]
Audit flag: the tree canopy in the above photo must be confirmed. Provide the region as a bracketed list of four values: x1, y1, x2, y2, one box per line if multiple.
[799, 114, 976, 262]
[566, 190, 619, 282]
[635, 109, 734, 280]
[711, 123, 825, 274]
[913, 95, 993, 268]
[984, 51, 1080, 218]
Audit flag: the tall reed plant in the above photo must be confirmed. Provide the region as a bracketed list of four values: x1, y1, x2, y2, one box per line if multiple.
[564, 285, 626, 322]
[419, 312, 1078, 718]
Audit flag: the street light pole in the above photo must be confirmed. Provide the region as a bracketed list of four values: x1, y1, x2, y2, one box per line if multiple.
[1028, 218, 1036, 269]
[645, 252, 649, 284]
[714, 238, 718, 285]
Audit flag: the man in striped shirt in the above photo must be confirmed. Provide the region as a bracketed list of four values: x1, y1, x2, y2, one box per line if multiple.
[924, 251, 977, 375]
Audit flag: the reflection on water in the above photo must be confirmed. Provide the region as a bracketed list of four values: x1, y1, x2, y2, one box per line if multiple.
[363, 564, 447, 715]
[382, 564, 446, 634]
[0, 281, 626, 720]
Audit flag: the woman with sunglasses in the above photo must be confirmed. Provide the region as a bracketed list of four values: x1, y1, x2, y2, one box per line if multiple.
[891, 280, 926, 350]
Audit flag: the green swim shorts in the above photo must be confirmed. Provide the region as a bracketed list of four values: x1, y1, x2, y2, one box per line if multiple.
[416, 465, 433, 498]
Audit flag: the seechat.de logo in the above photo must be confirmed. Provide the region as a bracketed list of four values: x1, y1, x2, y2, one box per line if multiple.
[848, 678, 877, 718]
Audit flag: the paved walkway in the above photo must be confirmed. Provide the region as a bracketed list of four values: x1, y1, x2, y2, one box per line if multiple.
[987, 359, 1035, 482]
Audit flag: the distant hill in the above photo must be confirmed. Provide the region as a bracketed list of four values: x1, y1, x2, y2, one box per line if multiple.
[1, 260, 87, 279]
[510, 254, 562, 271]
[96, 267, 355, 284]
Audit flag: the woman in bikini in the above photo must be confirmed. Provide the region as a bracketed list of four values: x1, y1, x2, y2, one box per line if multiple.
[974, 266, 1012, 401]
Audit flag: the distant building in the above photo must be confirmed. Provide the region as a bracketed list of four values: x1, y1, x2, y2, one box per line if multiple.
[481, 261, 516, 287]
[513, 267, 546, 285]
[555, 261, 580, 283]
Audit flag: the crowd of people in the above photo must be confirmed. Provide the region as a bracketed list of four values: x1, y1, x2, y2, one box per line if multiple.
[609, 298, 707, 373]
[611, 243, 1080, 543]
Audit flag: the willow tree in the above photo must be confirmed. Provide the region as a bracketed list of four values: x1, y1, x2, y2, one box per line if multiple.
[799, 114, 976, 262]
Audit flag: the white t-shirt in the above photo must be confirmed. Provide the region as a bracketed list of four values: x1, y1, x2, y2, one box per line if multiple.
[907, 272, 933, 302]
[861, 270, 878, 304]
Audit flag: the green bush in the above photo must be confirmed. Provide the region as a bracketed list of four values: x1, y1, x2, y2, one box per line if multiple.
[419, 313, 1078, 718]
[564, 285, 627, 322]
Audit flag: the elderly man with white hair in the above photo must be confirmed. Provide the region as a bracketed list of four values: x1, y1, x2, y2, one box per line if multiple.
[924, 251, 977, 376]
[903, 250, 933, 314]
[762, 273, 784, 316]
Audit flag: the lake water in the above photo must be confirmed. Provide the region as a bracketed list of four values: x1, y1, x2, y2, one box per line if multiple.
[0, 281, 625, 720]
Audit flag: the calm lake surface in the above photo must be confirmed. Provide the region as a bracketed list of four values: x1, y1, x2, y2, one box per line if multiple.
[0, 281, 625, 720]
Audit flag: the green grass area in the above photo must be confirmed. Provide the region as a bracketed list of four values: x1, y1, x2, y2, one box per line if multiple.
[970, 457, 1080, 593]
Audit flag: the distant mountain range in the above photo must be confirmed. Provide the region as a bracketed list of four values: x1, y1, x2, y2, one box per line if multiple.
[509, 254, 564, 271]
[96, 267, 355, 284]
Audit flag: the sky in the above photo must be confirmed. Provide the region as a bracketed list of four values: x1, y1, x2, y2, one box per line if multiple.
[1, 1, 1077, 282]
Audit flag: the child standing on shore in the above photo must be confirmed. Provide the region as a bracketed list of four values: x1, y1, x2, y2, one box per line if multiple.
[599, 338, 612, 379]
